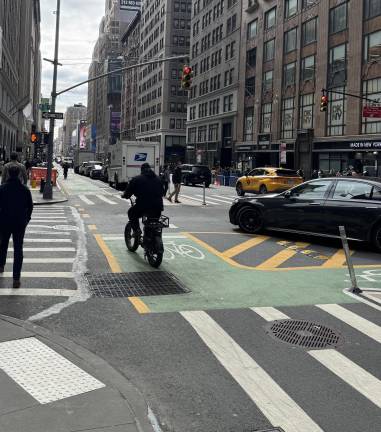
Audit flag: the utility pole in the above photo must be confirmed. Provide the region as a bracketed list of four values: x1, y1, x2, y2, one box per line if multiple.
[43, 0, 61, 200]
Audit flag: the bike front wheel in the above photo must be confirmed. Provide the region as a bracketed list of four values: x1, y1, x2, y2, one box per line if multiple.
[124, 222, 139, 252]
[146, 236, 164, 268]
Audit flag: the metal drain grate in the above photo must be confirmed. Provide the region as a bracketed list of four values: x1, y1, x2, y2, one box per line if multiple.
[267, 320, 342, 349]
[85, 271, 190, 297]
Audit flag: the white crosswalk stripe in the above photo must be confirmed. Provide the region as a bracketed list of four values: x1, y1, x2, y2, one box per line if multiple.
[195, 194, 232, 204]
[181, 194, 220, 205]
[94, 194, 118, 205]
[78, 195, 95, 205]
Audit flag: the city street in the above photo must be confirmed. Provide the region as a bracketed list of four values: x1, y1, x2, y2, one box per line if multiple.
[1, 171, 380, 432]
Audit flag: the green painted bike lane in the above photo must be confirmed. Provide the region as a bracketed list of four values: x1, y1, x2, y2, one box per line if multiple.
[104, 236, 356, 313]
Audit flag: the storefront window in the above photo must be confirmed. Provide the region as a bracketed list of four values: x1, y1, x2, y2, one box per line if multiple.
[362, 78, 381, 134]
[260, 103, 272, 133]
[244, 107, 254, 141]
[327, 86, 346, 136]
[281, 98, 295, 139]
[299, 93, 314, 129]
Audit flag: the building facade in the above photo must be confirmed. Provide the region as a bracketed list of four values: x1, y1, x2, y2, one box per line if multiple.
[135, 0, 192, 164]
[0, 0, 41, 161]
[63, 104, 87, 156]
[236, 0, 381, 176]
[186, 0, 242, 168]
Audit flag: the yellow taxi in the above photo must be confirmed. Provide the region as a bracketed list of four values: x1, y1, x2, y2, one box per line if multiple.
[235, 167, 303, 196]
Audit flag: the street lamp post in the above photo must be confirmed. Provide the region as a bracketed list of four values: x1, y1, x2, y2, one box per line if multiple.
[43, 0, 61, 200]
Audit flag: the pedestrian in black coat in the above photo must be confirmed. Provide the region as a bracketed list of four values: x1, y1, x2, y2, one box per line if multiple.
[0, 166, 33, 288]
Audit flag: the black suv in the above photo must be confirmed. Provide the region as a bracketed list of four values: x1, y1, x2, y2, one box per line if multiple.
[181, 164, 212, 187]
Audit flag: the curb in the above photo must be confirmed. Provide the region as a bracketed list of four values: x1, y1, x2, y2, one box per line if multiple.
[33, 198, 68, 205]
[0, 313, 154, 432]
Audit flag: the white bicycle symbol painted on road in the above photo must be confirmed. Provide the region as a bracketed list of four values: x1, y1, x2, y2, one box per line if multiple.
[163, 242, 205, 260]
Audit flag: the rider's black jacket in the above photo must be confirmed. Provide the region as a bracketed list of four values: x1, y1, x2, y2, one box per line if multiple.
[122, 170, 164, 211]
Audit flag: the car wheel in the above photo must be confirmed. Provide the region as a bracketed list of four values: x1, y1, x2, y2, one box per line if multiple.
[372, 223, 381, 252]
[184, 177, 190, 186]
[205, 183, 210, 188]
[237, 206, 263, 234]
[236, 182, 245, 196]
[259, 185, 267, 194]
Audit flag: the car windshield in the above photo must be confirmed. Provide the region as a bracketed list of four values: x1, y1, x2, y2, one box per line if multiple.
[192, 166, 209, 174]
[275, 169, 299, 177]
[93, 165, 102, 170]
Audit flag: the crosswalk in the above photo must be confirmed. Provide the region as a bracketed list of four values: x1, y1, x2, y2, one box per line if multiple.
[76, 192, 236, 207]
[0, 206, 79, 297]
[181, 304, 381, 432]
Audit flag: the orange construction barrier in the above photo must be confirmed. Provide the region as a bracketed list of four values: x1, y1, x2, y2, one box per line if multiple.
[30, 167, 58, 186]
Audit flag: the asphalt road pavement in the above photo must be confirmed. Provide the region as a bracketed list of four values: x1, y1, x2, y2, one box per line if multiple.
[1, 169, 380, 432]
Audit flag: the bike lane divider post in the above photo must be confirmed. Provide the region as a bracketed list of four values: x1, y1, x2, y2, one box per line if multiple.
[202, 182, 206, 206]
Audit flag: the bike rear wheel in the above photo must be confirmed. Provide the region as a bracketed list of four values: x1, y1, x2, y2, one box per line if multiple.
[124, 222, 139, 252]
[146, 236, 164, 268]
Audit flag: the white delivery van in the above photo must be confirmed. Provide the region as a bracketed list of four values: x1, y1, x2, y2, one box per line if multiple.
[108, 140, 161, 189]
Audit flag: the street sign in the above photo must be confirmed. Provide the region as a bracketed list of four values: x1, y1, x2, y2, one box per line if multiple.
[42, 112, 64, 120]
[362, 106, 381, 118]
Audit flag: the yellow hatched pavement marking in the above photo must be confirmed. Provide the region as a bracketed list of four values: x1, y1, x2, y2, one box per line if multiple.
[256, 242, 309, 270]
[321, 249, 353, 268]
[222, 235, 269, 258]
[129, 297, 151, 314]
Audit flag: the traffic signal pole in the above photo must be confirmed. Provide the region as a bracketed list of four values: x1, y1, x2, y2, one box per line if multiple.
[43, 0, 60, 200]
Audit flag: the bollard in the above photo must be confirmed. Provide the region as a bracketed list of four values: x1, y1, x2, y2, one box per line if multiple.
[202, 182, 206, 205]
[339, 226, 362, 294]
[40, 178, 45, 194]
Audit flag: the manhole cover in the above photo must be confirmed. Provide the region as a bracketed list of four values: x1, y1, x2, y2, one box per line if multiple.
[85, 271, 190, 297]
[267, 320, 342, 349]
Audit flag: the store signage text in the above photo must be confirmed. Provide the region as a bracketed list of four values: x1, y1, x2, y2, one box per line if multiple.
[349, 142, 381, 149]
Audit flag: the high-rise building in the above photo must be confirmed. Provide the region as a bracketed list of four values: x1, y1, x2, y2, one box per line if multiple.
[87, 0, 138, 160]
[236, 0, 381, 176]
[136, 0, 192, 164]
[0, 0, 41, 161]
[63, 104, 87, 156]
[186, 0, 242, 167]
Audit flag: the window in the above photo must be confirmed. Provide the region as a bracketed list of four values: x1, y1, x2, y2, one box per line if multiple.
[299, 93, 314, 129]
[281, 98, 295, 139]
[364, 31, 381, 62]
[198, 125, 207, 142]
[302, 18, 317, 46]
[170, 102, 176, 112]
[224, 68, 234, 86]
[301, 55, 315, 81]
[227, 14, 237, 34]
[228, 0, 237, 8]
[209, 124, 219, 141]
[225, 41, 236, 60]
[333, 180, 377, 200]
[223, 95, 233, 112]
[328, 44, 347, 87]
[362, 78, 381, 134]
[247, 48, 257, 67]
[247, 20, 258, 39]
[365, 0, 381, 19]
[170, 118, 176, 129]
[327, 85, 347, 136]
[188, 127, 197, 143]
[171, 68, 178, 79]
[244, 107, 254, 141]
[246, 77, 255, 96]
[264, 39, 275, 61]
[265, 7, 276, 30]
[283, 62, 296, 86]
[329, 2, 347, 34]
[302, 0, 316, 8]
[284, 27, 297, 53]
[285, 0, 298, 18]
[263, 70, 273, 92]
[291, 180, 332, 199]
[260, 103, 272, 133]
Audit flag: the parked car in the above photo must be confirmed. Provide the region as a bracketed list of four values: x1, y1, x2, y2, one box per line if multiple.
[181, 164, 212, 187]
[100, 165, 109, 183]
[89, 164, 103, 179]
[235, 168, 303, 196]
[229, 177, 381, 251]
[85, 161, 103, 177]
[79, 162, 89, 175]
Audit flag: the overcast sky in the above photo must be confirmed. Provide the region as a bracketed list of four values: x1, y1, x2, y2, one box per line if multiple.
[40, 0, 105, 128]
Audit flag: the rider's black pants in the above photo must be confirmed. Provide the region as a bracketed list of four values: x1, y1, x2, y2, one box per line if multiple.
[128, 206, 161, 231]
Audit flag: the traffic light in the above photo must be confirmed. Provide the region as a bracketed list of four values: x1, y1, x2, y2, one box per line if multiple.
[320, 94, 328, 112]
[181, 65, 193, 89]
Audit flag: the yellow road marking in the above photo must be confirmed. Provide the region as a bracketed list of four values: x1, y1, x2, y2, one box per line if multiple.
[129, 297, 151, 314]
[88, 224, 97, 231]
[256, 242, 309, 270]
[222, 235, 269, 258]
[321, 249, 353, 268]
[94, 234, 122, 273]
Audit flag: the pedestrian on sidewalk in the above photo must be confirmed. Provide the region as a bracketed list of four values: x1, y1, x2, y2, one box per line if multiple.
[0, 165, 34, 288]
[167, 160, 182, 203]
[1, 152, 28, 185]
[160, 165, 170, 197]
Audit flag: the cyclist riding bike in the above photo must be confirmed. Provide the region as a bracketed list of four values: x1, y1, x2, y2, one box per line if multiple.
[122, 163, 164, 237]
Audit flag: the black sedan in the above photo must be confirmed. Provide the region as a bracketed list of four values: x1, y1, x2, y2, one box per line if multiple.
[229, 177, 381, 252]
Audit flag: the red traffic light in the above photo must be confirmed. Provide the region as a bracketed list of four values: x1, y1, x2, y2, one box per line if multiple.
[321, 95, 328, 103]
[183, 66, 192, 74]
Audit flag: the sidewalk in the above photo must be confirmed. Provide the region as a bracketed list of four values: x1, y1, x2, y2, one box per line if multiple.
[0, 314, 155, 432]
[30, 183, 68, 206]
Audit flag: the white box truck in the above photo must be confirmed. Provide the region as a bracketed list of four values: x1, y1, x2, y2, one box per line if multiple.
[108, 141, 161, 189]
[74, 150, 95, 173]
